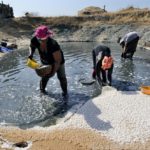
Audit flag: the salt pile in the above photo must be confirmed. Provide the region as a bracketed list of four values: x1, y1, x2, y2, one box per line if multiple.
[48, 87, 150, 144]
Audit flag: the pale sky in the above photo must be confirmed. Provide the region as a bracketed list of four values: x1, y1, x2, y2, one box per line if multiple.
[2, 0, 150, 17]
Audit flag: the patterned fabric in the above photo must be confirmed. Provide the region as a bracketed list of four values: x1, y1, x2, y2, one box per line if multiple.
[101, 56, 113, 70]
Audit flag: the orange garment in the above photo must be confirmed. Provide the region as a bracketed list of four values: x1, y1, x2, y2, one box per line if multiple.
[101, 56, 113, 70]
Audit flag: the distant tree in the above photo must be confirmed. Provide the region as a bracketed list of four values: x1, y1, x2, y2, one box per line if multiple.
[0, 1, 14, 18]
[25, 12, 29, 17]
[24, 11, 39, 17]
[103, 5, 106, 12]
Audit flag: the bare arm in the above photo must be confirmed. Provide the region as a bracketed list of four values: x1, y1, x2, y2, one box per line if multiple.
[92, 50, 96, 69]
[123, 43, 127, 53]
[51, 50, 62, 75]
[28, 43, 36, 59]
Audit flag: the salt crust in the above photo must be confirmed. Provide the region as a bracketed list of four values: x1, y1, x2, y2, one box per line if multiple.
[37, 86, 150, 144]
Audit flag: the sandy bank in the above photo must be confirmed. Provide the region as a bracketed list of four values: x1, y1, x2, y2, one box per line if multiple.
[1, 127, 150, 150]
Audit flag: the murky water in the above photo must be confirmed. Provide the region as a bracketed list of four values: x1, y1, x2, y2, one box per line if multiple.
[0, 42, 150, 128]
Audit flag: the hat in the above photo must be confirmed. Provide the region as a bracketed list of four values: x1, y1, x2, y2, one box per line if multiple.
[34, 25, 53, 39]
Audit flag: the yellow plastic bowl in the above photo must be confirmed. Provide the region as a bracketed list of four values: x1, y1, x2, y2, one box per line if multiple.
[27, 58, 40, 69]
[141, 86, 150, 95]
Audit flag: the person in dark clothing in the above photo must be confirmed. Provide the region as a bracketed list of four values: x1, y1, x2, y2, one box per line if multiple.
[28, 25, 67, 96]
[92, 45, 113, 86]
[118, 31, 140, 59]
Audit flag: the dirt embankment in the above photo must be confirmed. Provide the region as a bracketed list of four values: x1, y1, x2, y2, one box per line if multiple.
[0, 7, 150, 49]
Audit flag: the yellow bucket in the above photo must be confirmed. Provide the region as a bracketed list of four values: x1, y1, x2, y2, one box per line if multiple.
[140, 86, 150, 95]
[27, 58, 40, 69]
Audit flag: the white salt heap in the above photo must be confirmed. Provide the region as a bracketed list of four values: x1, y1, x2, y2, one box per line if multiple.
[47, 86, 150, 144]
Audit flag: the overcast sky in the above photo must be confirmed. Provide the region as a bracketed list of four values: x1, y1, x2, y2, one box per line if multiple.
[2, 0, 150, 17]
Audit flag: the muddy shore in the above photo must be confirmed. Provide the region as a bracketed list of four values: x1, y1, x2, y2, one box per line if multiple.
[1, 127, 150, 150]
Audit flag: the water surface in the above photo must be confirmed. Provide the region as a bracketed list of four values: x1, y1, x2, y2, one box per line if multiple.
[0, 42, 150, 127]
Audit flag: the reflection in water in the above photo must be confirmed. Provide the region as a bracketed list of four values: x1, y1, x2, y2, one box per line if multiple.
[0, 42, 150, 127]
[113, 59, 137, 91]
[120, 60, 135, 80]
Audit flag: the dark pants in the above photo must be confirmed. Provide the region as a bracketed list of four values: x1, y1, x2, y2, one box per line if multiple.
[100, 65, 113, 85]
[122, 37, 139, 59]
[40, 64, 67, 95]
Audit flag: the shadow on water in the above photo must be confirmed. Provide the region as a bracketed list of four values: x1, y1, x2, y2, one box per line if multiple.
[0, 42, 150, 128]
[18, 91, 91, 129]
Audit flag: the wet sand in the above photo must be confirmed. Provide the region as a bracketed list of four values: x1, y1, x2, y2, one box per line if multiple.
[0, 127, 150, 150]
